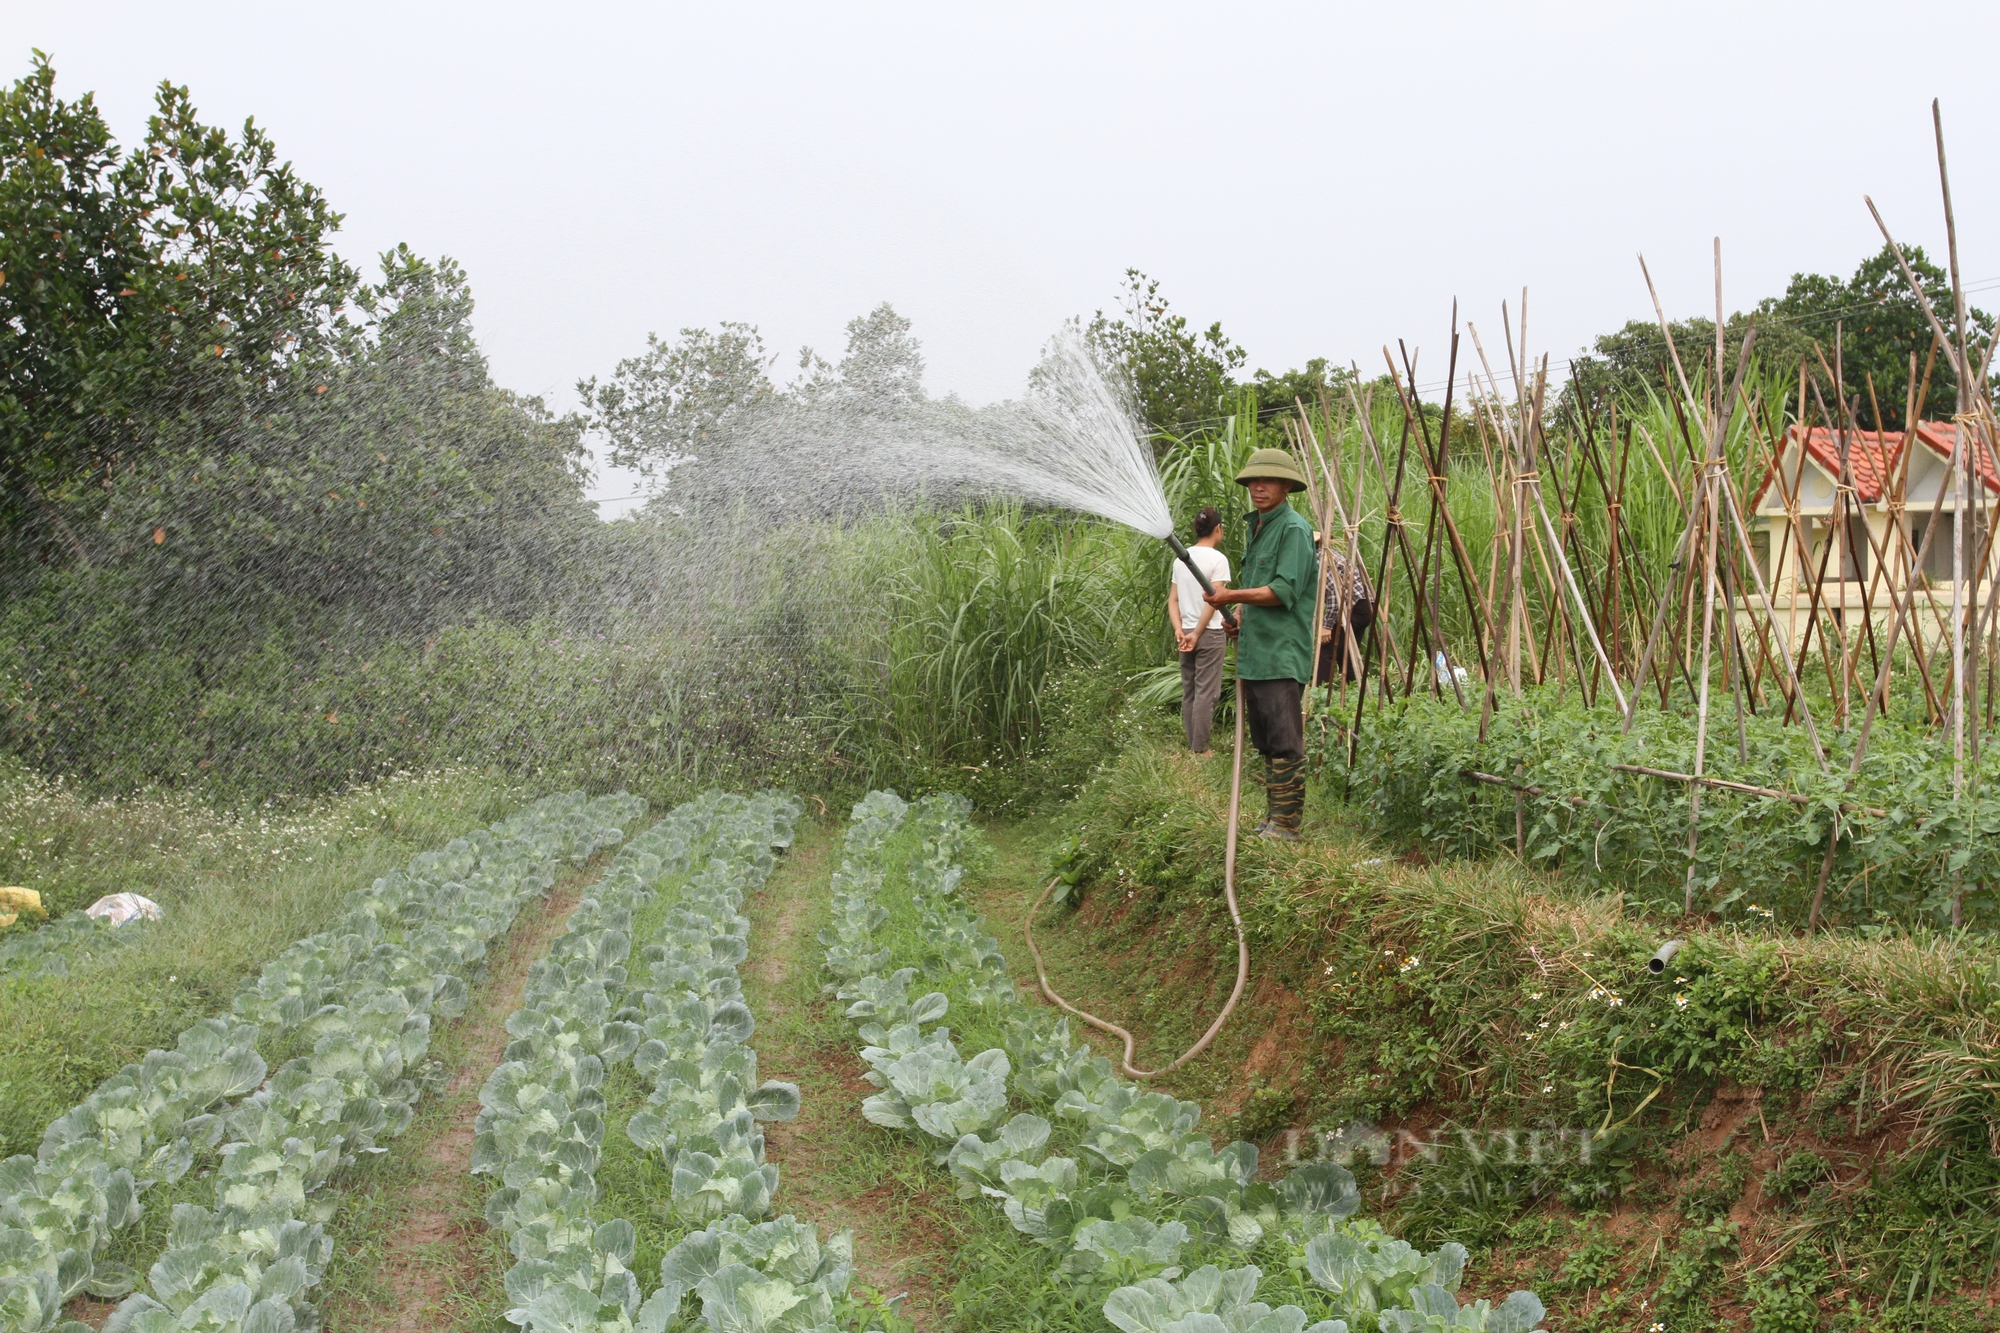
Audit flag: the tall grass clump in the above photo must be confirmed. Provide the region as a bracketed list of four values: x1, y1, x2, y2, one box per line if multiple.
[870, 505, 1161, 759]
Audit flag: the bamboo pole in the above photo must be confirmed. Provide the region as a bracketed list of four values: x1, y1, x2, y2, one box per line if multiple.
[1376, 353, 1461, 706]
[1605, 419, 1692, 704]
[1293, 416, 1333, 709]
[1769, 384, 1852, 723]
[1391, 327, 1492, 688]
[1806, 353, 1971, 926]
[1545, 400, 1609, 703]
[1927, 333, 2000, 716]
[1720, 441, 1831, 771]
[1681, 239, 1730, 915]
[1347, 383, 1419, 760]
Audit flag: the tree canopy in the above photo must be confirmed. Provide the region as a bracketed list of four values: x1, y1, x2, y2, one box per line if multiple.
[1568, 243, 1993, 428]
[1, 56, 597, 630]
[1081, 270, 1245, 440]
[579, 300, 934, 516]
[1, 52, 355, 558]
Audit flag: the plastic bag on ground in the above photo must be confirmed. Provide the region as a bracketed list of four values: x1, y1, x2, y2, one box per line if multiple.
[85, 893, 163, 927]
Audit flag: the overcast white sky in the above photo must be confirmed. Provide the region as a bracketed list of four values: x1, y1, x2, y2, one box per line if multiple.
[8, 2, 1998, 516]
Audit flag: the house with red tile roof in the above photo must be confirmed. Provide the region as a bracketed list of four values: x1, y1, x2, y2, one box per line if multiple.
[1749, 422, 1999, 618]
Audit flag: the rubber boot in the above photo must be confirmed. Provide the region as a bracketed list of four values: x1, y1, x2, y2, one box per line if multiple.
[1260, 756, 1304, 840]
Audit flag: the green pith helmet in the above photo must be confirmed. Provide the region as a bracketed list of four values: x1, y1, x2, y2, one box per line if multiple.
[1234, 447, 1308, 493]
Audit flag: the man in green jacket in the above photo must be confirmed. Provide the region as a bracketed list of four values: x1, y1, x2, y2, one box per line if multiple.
[1203, 447, 1319, 841]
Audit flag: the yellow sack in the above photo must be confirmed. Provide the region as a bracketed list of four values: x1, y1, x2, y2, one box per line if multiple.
[0, 886, 45, 930]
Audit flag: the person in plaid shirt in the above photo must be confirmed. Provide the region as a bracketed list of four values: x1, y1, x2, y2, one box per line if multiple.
[1316, 539, 1373, 685]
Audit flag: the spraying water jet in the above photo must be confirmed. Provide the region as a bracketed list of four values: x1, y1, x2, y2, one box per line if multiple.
[993, 335, 1250, 1080]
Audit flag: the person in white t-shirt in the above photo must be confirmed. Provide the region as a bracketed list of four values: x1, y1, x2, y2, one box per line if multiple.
[1167, 506, 1232, 753]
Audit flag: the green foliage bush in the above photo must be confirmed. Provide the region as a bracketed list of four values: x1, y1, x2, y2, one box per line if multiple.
[3, 498, 1171, 815]
[1355, 687, 1999, 930]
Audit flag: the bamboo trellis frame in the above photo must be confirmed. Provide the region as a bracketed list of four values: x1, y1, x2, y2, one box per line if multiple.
[1292, 103, 1996, 924]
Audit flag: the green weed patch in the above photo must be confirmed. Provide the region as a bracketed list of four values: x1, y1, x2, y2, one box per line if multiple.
[1049, 738, 2000, 1328]
[1356, 687, 1999, 930]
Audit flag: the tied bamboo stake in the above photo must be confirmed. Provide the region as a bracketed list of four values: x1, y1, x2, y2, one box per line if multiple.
[1390, 323, 1492, 693]
[1298, 398, 1371, 704]
[1866, 101, 1987, 927]
[1383, 345, 1466, 706]
[1684, 239, 1729, 915]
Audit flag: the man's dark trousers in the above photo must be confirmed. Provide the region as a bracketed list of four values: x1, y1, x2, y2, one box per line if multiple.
[1240, 678, 1305, 835]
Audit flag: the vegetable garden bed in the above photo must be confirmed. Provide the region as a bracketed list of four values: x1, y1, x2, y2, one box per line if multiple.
[820, 789, 1550, 1333]
[0, 790, 637, 1333]
[467, 788, 871, 1333]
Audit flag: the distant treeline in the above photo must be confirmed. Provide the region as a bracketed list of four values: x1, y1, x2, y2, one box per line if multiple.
[4, 52, 1989, 803]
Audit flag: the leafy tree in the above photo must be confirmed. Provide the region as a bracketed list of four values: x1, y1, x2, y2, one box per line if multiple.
[582, 301, 929, 489]
[12, 245, 589, 650]
[1564, 315, 1753, 415]
[0, 53, 354, 563]
[834, 302, 925, 405]
[1077, 270, 1244, 440]
[1249, 358, 1358, 421]
[1755, 243, 1992, 426]
[1567, 244, 1992, 428]
[579, 323, 775, 479]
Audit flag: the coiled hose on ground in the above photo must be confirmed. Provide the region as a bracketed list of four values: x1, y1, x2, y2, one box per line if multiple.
[1023, 694, 1250, 1079]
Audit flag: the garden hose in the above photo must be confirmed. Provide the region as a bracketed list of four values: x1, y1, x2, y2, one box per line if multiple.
[1024, 695, 1250, 1079]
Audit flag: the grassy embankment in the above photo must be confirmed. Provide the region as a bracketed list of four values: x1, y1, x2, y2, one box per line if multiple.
[1009, 737, 2000, 1332]
[0, 762, 534, 1159]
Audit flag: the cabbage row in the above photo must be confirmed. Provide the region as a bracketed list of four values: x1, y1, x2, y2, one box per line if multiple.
[0, 789, 637, 1333]
[473, 791, 853, 1333]
[102, 791, 641, 1333]
[0, 911, 137, 981]
[823, 792, 1550, 1333]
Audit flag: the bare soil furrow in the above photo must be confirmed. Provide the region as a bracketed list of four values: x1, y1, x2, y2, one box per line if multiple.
[325, 863, 593, 1333]
[741, 821, 962, 1332]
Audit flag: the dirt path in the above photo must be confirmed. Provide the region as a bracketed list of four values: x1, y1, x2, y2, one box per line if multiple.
[741, 820, 965, 1331]
[322, 864, 594, 1331]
